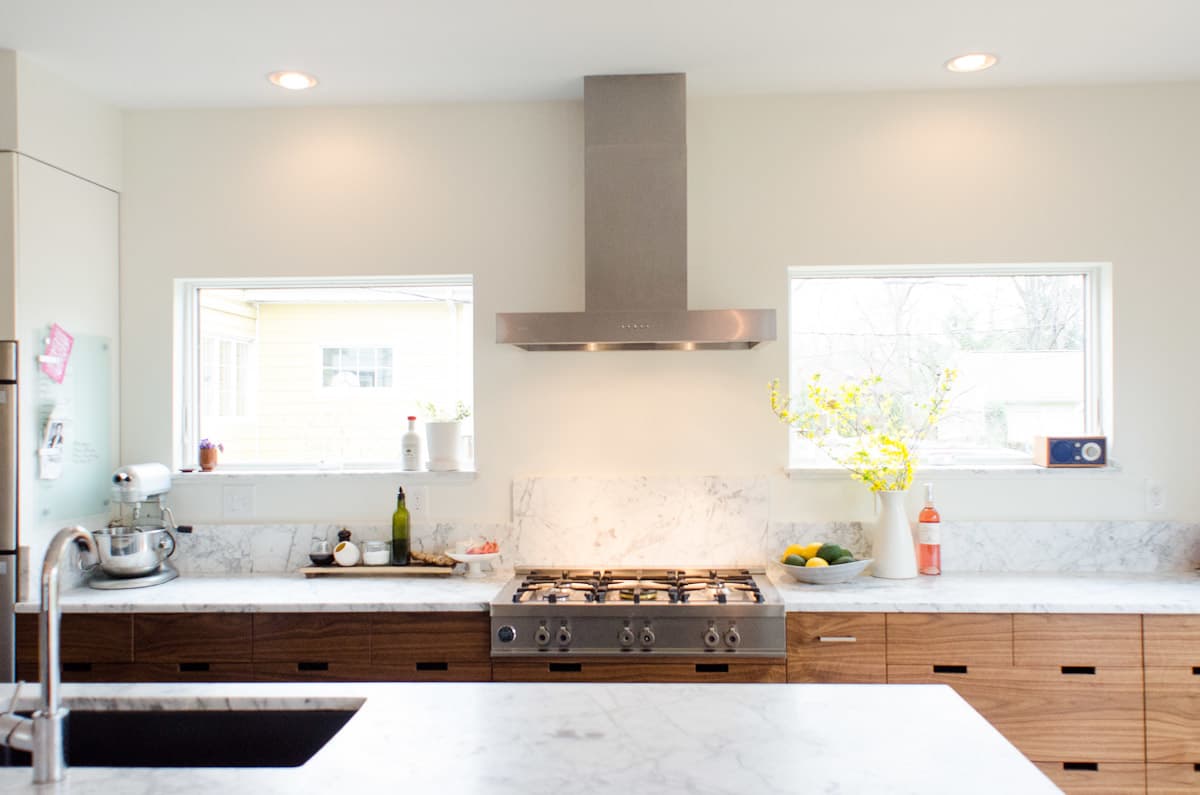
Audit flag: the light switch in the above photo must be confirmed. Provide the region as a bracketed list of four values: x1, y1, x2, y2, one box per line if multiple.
[222, 485, 256, 520]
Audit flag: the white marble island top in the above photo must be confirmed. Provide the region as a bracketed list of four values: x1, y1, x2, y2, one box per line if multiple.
[15, 570, 1200, 614]
[0, 681, 1057, 794]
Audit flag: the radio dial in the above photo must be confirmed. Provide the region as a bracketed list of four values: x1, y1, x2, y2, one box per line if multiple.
[1080, 442, 1103, 462]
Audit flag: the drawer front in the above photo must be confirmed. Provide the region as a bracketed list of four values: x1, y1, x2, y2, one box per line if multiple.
[1015, 614, 1142, 668]
[252, 613, 369, 663]
[372, 613, 490, 664]
[17, 662, 144, 683]
[887, 614, 1012, 666]
[1144, 616, 1200, 667]
[1146, 667, 1200, 763]
[493, 658, 787, 684]
[889, 665, 1145, 762]
[1034, 762, 1146, 795]
[16, 613, 133, 664]
[134, 614, 252, 662]
[787, 613, 885, 683]
[372, 662, 492, 682]
[253, 662, 379, 682]
[1147, 763, 1200, 794]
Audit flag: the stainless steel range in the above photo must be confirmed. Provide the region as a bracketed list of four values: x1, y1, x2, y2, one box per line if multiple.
[490, 567, 785, 657]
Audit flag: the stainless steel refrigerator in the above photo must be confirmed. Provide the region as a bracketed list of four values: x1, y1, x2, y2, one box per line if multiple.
[0, 341, 16, 681]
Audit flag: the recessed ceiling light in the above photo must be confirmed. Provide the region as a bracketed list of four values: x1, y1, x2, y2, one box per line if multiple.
[267, 71, 318, 90]
[945, 53, 998, 73]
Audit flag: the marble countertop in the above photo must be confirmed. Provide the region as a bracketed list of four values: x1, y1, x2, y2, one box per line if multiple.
[0, 681, 1056, 794]
[16, 570, 1199, 614]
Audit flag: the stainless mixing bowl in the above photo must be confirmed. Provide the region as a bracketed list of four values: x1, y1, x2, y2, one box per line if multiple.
[93, 525, 176, 577]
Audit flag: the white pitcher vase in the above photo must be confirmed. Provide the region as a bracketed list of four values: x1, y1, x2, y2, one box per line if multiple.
[870, 490, 918, 579]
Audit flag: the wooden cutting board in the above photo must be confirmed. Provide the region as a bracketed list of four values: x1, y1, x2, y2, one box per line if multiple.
[299, 565, 455, 578]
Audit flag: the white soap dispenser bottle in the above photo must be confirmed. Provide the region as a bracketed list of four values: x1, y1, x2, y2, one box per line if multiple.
[401, 415, 422, 471]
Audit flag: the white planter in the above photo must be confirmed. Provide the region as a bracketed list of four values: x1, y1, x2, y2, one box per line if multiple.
[870, 490, 918, 579]
[425, 421, 462, 471]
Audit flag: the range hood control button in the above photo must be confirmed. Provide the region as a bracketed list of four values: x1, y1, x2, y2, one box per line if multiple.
[640, 626, 656, 647]
[497, 625, 517, 643]
[703, 627, 721, 648]
[534, 625, 552, 647]
[556, 626, 572, 646]
[618, 627, 636, 647]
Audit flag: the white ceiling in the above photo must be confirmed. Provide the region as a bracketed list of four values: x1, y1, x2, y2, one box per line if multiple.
[1, 0, 1199, 108]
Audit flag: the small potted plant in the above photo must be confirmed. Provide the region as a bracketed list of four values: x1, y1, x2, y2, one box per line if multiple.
[417, 401, 471, 471]
[198, 438, 224, 472]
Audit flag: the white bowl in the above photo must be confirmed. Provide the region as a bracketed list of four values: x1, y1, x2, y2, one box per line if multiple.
[779, 558, 872, 584]
[446, 551, 500, 578]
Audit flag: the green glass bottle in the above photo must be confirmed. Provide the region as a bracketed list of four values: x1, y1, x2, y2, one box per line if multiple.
[391, 486, 410, 565]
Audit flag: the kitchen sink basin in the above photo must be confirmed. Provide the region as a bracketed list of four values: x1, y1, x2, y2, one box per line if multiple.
[0, 709, 357, 768]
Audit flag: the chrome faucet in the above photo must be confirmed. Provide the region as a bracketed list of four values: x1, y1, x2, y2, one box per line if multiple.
[0, 526, 97, 783]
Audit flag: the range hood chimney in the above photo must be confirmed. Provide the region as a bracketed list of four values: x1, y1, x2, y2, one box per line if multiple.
[496, 73, 776, 351]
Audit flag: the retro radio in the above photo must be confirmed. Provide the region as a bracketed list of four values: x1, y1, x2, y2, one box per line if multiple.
[1032, 436, 1107, 468]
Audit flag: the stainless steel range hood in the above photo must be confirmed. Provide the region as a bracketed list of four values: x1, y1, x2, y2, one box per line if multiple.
[496, 73, 776, 351]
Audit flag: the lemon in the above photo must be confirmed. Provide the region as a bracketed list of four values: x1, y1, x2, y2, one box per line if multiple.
[804, 557, 829, 568]
[801, 542, 823, 559]
[782, 543, 807, 560]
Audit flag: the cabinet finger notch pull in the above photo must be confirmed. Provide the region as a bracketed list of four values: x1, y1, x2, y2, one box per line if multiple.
[932, 665, 968, 674]
[1060, 666, 1096, 675]
[297, 661, 329, 672]
[548, 662, 582, 673]
[415, 662, 449, 672]
[1062, 762, 1099, 772]
[178, 662, 210, 672]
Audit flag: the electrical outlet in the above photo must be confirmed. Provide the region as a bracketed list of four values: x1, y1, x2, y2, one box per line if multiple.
[1144, 478, 1166, 514]
[408, 486, 429, 519]
[222, 485, 256, 521]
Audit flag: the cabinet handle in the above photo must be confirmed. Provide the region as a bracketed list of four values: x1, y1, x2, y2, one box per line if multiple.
[297, 661, 329, 672]
[696, 663, 729, 673]
[415, 662, 449, 672]
[933, 665, 968, 674]
[1192, 667, 1199, 676]
[817, 636, 857, 643]
[1062, 763, 1099, 772]
[1061, 666, 1096, 675]
[548, 662, 582, 673]
[178, 662, 211, 673]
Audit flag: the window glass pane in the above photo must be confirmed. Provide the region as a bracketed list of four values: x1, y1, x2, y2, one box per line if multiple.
[196, 282, 473, 465]
[789, 271, 1090, 463]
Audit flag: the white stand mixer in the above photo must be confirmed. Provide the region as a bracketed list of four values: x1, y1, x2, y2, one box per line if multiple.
[89, 463, 192, 590]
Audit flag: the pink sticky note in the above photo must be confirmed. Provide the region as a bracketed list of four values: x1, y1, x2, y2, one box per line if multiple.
[40, 324, 74, 384]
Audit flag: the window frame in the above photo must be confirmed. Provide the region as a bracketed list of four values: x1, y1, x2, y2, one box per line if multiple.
[784, 262, 1113, 473]
[317, 344, 396, 392]
[174, 274, 474, 472]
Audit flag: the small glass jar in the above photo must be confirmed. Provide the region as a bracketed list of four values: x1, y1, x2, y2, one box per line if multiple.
[362, 540, 391, 566]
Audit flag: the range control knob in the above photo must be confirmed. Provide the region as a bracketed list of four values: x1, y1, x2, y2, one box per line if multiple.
[497, 625, 517, 643]
[556, 626, 572, 646]
[703, 627, 722, 648]
[618, 627, 636, 647]
[640, 627, 656, 647]
[534, 625, 552, 647]
[724, 627, 741, 648]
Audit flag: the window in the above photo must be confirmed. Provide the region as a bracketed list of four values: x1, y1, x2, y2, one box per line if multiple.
[786, 263, 1111, 468]
[321, 346, 393, 389]
[178, 276, 473, 469]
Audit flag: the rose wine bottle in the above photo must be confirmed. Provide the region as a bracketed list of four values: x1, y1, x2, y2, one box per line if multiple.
[917, 483, 941, 575]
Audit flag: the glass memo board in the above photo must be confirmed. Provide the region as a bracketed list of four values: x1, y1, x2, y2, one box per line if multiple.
[36, 332, 113, 521]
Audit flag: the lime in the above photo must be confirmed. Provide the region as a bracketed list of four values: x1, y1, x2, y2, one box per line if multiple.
[831, 555, 856, 565]
[816, 543, 846, 563]
[783, 554, 806, 567]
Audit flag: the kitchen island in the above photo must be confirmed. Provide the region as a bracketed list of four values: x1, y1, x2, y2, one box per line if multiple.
[0, 681, 1058, 794]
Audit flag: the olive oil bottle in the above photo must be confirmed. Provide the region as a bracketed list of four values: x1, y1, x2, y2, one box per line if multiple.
[391, 486, 410, 565]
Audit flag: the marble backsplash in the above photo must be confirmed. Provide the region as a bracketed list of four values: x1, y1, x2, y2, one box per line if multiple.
[168, 476, 1200, 575]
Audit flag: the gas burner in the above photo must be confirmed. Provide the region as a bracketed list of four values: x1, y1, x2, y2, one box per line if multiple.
[492, 566, 785, 657]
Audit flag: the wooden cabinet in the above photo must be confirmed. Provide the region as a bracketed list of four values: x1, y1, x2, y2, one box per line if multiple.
[1035, 762, 1146, 795]
[1147, 764, 1200, 794]
[786, 612, 885, 683]
[1143, 616, 1200, 667]
[15, 614, 133, 682]
[133, 614, 252, 663]
[886, 613, 1012, 666]
[493, 655, 786, 683]
[252, 613, 371, 664]
[1145, 666, 1200, 763]
[372, 613, 490, 680]
[1014, 614, 1142, 668]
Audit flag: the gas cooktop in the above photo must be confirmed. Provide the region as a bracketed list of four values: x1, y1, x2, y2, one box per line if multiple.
[490, 567, 785, 657]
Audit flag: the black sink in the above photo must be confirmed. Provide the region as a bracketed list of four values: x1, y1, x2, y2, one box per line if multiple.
[0, 709, 356, 768]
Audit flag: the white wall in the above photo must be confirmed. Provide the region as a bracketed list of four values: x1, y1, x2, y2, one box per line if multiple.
[120, 83, 1200, 526]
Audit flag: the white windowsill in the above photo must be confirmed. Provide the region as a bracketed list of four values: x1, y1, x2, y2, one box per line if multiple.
[172, 468, 477, 483]
[785, 460, 1123, 479]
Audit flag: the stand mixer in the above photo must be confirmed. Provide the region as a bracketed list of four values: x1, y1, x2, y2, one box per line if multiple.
[89, 463, 192, 590]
